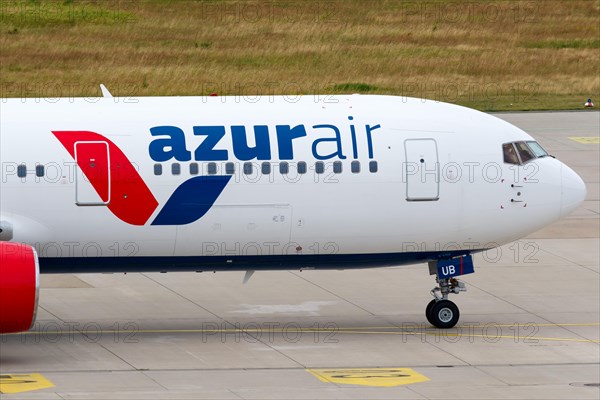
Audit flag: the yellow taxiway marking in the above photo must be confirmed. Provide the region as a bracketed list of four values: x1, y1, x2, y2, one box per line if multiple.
[569, 136, 600, 144]
[10, 323, 599, 344]
[0, 373, 54, 394]
[330, 329, 600, 343]
[103, 323, 600, 344]
[307, 367, 429, 387]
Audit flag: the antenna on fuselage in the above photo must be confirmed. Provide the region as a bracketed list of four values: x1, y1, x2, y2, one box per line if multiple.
[243, 270, 255, 284]
[100, 84, 113, 98]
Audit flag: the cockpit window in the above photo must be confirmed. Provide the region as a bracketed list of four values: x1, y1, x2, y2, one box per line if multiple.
[503, 141, 549, 165]
[526, 141, 548, 158]
[503, 143, 520, 165]
[514, 141, 535, 163]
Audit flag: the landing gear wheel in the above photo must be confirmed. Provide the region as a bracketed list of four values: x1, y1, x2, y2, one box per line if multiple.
[428, 300, 459, 329]
[425, 299, 436, 325]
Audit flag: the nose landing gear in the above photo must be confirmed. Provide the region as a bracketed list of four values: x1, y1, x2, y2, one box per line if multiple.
[426, 256, 473, 329]
[426, 278, 465, 328]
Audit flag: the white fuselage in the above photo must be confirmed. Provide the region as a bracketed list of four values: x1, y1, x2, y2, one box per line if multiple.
[0, 95, 585, 272]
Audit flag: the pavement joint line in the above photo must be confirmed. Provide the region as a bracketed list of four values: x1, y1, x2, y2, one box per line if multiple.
[139, 370, 169, 392]
[537, 246, 600, 273]
[404, 385, 430, 400]
[140, 273, 225, 321]
[37, 305, 64, 324]
[287, 271, 377, 316]
[462, 280, 597, 343]
[5, 362, 600, 374]
[472, 364, 512, 387]
[140, 273, 307, 369]
[32, 306, 138, 371]
[226, 388, 245, 400]
[8, 326, 598, 343]
[12, 322, 600, 336]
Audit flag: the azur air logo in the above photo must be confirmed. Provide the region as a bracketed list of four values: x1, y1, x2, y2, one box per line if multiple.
[53, 119, 381, 226]
[148, 118, 381, 162]
[52, 131, 230, 226]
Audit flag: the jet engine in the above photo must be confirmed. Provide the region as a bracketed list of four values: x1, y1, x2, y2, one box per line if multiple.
[0, 242, 39, 333]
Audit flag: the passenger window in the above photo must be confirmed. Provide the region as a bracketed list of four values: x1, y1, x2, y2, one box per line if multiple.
[226, 162, 235, 175]
[503, 143, 520, 165]
[526, 141, 548, 158]
[207, 162, 217, 175]
[315, 161, 325, 174]
[243, 162, 253, 175]
[172, 163, 181, 175]
[279, 162, 289, 174]
[333, 161, 342, 174]
[154, 164, 162, 175]
[261, 162, 271, 175]
[189, 163, 199, 175]
[351, 161, 360, 173]
[515, 141, 535, 163]
[369, 161, 378, 173]
[17, 164, 26, 178]
[298, 161, 307, 174]
[36, 165, 45, 177]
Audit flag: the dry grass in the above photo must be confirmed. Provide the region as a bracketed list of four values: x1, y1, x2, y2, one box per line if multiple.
[1, 0, 598, 110]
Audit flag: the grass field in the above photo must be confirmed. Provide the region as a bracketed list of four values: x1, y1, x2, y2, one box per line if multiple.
[1, 0, 599, 111]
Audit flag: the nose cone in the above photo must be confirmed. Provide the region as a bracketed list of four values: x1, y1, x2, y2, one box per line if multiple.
[561, 164, 587, 217]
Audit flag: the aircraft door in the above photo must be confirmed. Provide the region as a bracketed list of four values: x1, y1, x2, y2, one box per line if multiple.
[74, 141, 110, 205]
[404, 138, 440, 201]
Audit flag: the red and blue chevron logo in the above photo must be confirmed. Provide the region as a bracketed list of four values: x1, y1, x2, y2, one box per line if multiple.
[52, 131, 230, 226]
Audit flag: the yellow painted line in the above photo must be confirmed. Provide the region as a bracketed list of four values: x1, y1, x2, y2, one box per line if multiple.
[455, 322, 600, 328]
[10, 322, 600, 344]
[301, 329, 600, 343]
[13, 321, 600, 336]
[569, 136, 600, 144]
[307, 367, 429, 387]
[0, 374, 54, 394]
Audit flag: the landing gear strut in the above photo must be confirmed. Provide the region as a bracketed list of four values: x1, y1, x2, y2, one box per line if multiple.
[426, 257, 471, 329]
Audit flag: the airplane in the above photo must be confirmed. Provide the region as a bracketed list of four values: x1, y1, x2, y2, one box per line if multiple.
[0, 91, 586, 334]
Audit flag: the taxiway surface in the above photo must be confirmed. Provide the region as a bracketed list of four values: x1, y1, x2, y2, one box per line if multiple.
[0, 111, 598, 399]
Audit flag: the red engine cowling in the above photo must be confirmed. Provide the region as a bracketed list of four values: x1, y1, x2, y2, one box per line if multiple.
[0, 242, 39, 333]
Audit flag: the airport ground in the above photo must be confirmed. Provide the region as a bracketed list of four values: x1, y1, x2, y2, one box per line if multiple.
[0, 111, 598, 399]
